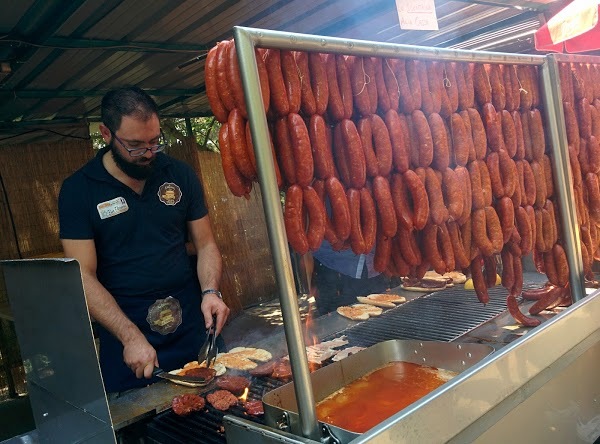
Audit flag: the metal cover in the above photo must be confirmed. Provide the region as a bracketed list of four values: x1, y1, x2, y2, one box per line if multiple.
[1, 258, 115, 443]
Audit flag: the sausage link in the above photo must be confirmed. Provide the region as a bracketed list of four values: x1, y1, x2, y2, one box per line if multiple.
[471, 256, 490, 304]
[373, 176, 398, 238]
[588, 135, 600, 174]
[227, 42, 248, 118]
[507, 294, 541, 326]
[390, 235, 411, 276]
[442, 167, 464, 221]
[405, 169, 430, 230]
[336, 55, 354, 120]
[450, 113, 470, 167]
[530, 160, 547, 207]
[348, 56, 374, 117]
[496, 196, 515, 244]
[370, 114, 394, 176]
[360, 187, 377, 253]
[347, 188, 366, 254]
[488, 64, 506, 110]
[229, 108, 257, 180]
[534, 208, 548, 252]
[309, 115, 336, 180]
[456, 62, 475, 110]
[374, 228, 392, 273]
[341, 119, 367, 189]
[423, 223, 446, 274]
[391, 173, 414, 231]
[405, 60, 423, 111]
[265, 49, 290, 116]
[577, 98, 592, 139]
[274, 117, 297, 185]
[517, 65, 533, 110]
[468, 108, 488, 159]
[501, 247, 515, 291]
[483, 103, 503, 152]
[372, 57, 391, 113]
[425, 167, 449, 225]
[216, 41, 236, 112]
[486, 152, 504, 199]
[385, 109, 410, 173]
[245, 122, 283, 188]
[485, 206, 504, 253]
[440, 62, 459, 118]
[522, 160, 537, 207]
[512, 111, 525, 160]
[469, 160, 486, 210]
[325, 54, 345, 122]
[499, 149, 518, 197]
[585, 172, 600, 222]
[563, 102, 580, 154]
[398, 227, 423, 266]
[288, 113, 314, 187]
[528, 109, 546, 161]
[501, 110, 517, 158]
[303, 186, 326, 251]
[206, 43, 229, 123]
[455, 165, 473, 226]
[426, 61, 443, 115]
[477, 160, 494, 207]
[473, 63, 492, 106]
[472, 208, 495, 257]
[448, 220, 471, 269]
[429, 113, 450, 170]
[483, 255, 498, 288]
[508, 65, 522, 111]
[412, 110, 434, 167]
[309, 52, 329, 115]
[332, 123, 350, 186]
[515, 206, 533, 255]
[382, 58, 401, 111]
[284, 185, 309, 255]
[459, 110, 477, 162]
[294, 51, 317, 116]
[326, 177, 352, 241]
[502, 65, 515, 112]
[357, 117, 379, 178]
[219, 123, 252, 197]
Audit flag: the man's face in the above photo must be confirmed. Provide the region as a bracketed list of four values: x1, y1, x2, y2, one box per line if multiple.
[109, 114, 161, 180]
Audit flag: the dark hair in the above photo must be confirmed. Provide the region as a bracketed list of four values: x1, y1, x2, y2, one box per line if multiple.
[101, 86, 159, 133]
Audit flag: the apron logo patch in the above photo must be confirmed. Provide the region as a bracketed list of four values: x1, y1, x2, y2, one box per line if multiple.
[158, 182, 182, 206]
[146, 296, 182, 335]
[97, 197, 128, 220]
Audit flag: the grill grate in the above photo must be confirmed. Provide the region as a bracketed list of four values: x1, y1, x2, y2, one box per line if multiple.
[146, 285, 512, 443]
[330, 285, 508, 346]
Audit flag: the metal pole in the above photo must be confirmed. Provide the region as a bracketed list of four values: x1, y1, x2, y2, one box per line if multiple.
[539, 55, 585, 302]
[233, 27, 321, 441]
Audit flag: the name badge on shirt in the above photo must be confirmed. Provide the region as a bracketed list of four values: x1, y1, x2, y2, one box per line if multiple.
[97, 197, 129, 220]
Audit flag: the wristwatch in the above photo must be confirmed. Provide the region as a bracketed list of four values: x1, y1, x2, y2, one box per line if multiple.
[202, 288, 222, 299]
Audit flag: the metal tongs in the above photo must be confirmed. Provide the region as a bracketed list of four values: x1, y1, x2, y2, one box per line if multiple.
[198, 322, 218, 369]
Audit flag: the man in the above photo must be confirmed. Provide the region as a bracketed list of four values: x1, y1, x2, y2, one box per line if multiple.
[58, 86, 229, 393]
[312, 241, 395, 316]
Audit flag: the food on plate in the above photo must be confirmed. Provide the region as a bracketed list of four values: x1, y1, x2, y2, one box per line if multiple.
[356, 293, 406, 308]
[215, 347, 273, 371]
[244, 399, 264, 416]
[337, 304, 383, 320]
[216, 375, 251, 396]
[181, 367, 216, 380]
[271, 360, 293, 380]
[171, 394, 205, 416]
[180, 360, 226, 377]
[206, 390, 239, 411]
[249, 360, 276, 377]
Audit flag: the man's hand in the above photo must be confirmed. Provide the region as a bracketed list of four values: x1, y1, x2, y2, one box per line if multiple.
[201, 294, 230, 335]
[122, 333, 159, 379]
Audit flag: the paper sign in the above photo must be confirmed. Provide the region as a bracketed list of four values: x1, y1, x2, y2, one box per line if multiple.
[395, 0, 439, 31]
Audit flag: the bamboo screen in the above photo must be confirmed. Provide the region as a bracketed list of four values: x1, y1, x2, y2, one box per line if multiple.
[0, 140, 93, 261]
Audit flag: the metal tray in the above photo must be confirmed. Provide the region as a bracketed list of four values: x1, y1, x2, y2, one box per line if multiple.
[262, 339, 494, 443]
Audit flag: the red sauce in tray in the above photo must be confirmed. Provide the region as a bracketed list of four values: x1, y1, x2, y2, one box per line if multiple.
[316, 361, 455, 433]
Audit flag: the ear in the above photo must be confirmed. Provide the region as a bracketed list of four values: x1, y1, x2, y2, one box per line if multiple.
[99, 124, 112, 144]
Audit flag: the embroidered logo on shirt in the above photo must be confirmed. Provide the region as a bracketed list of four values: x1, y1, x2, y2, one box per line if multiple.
[158, 182, 182, 206]
[146, 296, 182, 335]
[97, 197, 129, 220]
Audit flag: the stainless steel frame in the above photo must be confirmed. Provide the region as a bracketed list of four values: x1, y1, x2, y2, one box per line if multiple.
[232, 25, 590, 441]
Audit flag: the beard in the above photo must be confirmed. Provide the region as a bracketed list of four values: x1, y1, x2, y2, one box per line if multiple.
[110, 142, 156, 180]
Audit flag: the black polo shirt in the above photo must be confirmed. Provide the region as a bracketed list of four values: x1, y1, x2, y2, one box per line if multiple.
[58, 146, 208, 298]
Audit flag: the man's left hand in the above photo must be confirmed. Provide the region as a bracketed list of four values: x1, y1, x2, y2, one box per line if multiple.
[200, 293, 230, 335]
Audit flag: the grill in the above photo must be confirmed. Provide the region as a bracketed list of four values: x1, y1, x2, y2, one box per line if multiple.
[146, 285, 515, 443]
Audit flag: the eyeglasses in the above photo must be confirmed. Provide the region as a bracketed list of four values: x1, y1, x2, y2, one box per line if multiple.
[111, 129, 167, 157]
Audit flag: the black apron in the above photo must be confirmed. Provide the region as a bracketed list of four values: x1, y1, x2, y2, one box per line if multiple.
[98, 278, 206, 393]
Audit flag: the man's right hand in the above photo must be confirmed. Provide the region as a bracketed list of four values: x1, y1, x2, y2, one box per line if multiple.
[123, 333, 159, 379]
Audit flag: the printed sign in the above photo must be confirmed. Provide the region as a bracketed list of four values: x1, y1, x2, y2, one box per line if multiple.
[395, 0, 439, 31]
[97, 197, 128, 220]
